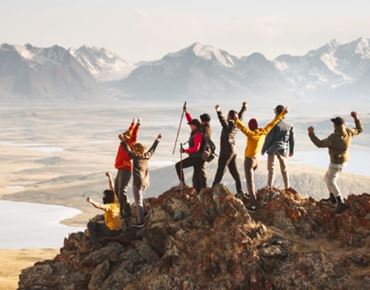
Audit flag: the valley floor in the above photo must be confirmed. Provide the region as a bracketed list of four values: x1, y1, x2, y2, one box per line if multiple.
[0, 249, 58, 290]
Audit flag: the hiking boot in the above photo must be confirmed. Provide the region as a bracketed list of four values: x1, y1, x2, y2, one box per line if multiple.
[335, 197, 349, 214]
[246, 205, 257, 212]
[132, 223, 144, 228]
[322, 193, 337, 205]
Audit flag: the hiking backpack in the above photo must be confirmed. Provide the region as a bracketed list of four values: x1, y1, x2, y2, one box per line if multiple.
[201, 135, 217, 162]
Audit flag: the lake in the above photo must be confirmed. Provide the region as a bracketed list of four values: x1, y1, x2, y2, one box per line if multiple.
[0, 201, 84, 249]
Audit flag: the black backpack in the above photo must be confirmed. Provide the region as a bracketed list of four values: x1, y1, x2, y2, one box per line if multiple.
[201, 135, 217, 162]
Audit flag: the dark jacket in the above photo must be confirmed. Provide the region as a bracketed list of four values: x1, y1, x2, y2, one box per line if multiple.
[309, 119, 363, 164]
[122, 139, 159, 189]
[217, 105, 247, 155]
[262, 119, 294, 156]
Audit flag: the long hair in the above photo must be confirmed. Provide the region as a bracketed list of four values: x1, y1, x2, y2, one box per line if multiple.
[132, 143, 146, 157]
[102, 189, 115, 204]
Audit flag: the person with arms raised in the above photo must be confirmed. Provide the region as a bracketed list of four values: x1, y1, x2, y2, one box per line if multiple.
[235, 106, 288, 211]
[308, 112, 363, 214]
[114, 118, 140, 218]
[86, 172, 121, 241]
[121, 134, 162, 227]
[213, 102, 247, 195]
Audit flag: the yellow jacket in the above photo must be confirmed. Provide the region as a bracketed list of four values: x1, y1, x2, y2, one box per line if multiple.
[236, 112, 286, 158]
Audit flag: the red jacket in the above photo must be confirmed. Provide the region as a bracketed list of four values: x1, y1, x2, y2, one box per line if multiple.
[115, 122, 139, 171]
[184, 112, 203, 155]
[185, 132, 203, 154]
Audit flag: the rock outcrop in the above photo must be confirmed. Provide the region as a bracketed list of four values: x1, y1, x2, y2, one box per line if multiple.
[19, 185, 370, 290]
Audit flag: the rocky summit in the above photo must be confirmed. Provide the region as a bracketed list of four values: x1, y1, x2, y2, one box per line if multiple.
[19, 185, 370, 290]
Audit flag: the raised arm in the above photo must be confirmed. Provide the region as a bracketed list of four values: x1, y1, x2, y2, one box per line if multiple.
[86, 197, 107, 211]
[262, 108, 287, 135]
[127, 118, 136, 133]
[105, 171, 118, 202]
[129, 118, 141, 144]
[308, 127, 332, 148]
[235, 119, 252, 137]
[146, 134, 162, 158]
[239, 102, 247, 121]
[348, 112, 363, 137]
[215, 105, 228, 129]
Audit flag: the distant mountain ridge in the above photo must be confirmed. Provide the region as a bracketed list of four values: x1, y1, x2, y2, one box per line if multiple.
[0, 38, 369, 102]
[69, 46, 135, 82]
[0, 43, 102, 100]
[113, 38, 370, 100]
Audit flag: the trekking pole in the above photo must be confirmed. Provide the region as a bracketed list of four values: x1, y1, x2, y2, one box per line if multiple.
[172, 101, 187, 155]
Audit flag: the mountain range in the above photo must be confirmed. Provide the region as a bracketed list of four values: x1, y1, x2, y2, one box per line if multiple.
[0, 38, 369, 102]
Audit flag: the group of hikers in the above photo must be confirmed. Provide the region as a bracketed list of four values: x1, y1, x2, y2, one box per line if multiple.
[86, 102, 363, 241]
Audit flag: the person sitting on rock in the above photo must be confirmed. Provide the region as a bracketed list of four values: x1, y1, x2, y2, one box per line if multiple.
[213, 102, 247, 195]
[307, 112, 363, 214]
[176, 105, 207, 193]
[114, 118, 141, 219]
[235, 106, 288, 211]
[86, 172, 122, 241]
[262, 105, 295, 191]
[121, 134, 162, 228]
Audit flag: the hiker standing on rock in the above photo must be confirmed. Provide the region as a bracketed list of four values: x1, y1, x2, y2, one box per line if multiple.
[122, 134, 162, 228]
[86, 172, 122, 241]
[262, 105, 295, 191]
[308, 112, 363, 214]
[235, 106, 288, 211]
[114, 118, 140, 218]
[176, 104, 207, 193]
[212, 102, 247, 195]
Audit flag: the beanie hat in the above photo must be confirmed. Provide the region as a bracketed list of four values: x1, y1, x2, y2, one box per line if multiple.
[200, 113, 211, 123]
[274, 105, 285, 115]
[248, 118, 258, 130]
[331, 117, 345, 127]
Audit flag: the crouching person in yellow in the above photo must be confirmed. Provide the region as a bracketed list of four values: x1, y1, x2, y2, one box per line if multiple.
[235, 106, 288, 211]
[87, 172, 121, 241]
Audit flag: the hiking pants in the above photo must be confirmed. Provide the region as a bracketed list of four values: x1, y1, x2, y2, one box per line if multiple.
[267, 152, 289, 189]
[87, 221, 120, 241]
[213, 153, 243, 193]
[115, 169, 132, 216]
[244, 157, 259, 204]
[133, 185, 146, 224]
[325, 162, 346, 198]
[176, 156, 207, 193]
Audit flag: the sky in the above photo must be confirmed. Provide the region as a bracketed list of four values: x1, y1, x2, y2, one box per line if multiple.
[1, 0, 370, 63]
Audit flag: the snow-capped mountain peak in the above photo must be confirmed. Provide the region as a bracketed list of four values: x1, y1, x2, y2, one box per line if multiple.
[69, 46, 135, 82]
[190, 42, 236, 68]
[353, 37, 370, 58]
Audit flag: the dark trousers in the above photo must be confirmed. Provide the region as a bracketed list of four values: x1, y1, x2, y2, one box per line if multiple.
[176, 156, 207, 193]
[114, 169, 132, 216]
[213, 153, 242, 193]
[87, 221, 120, 241]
